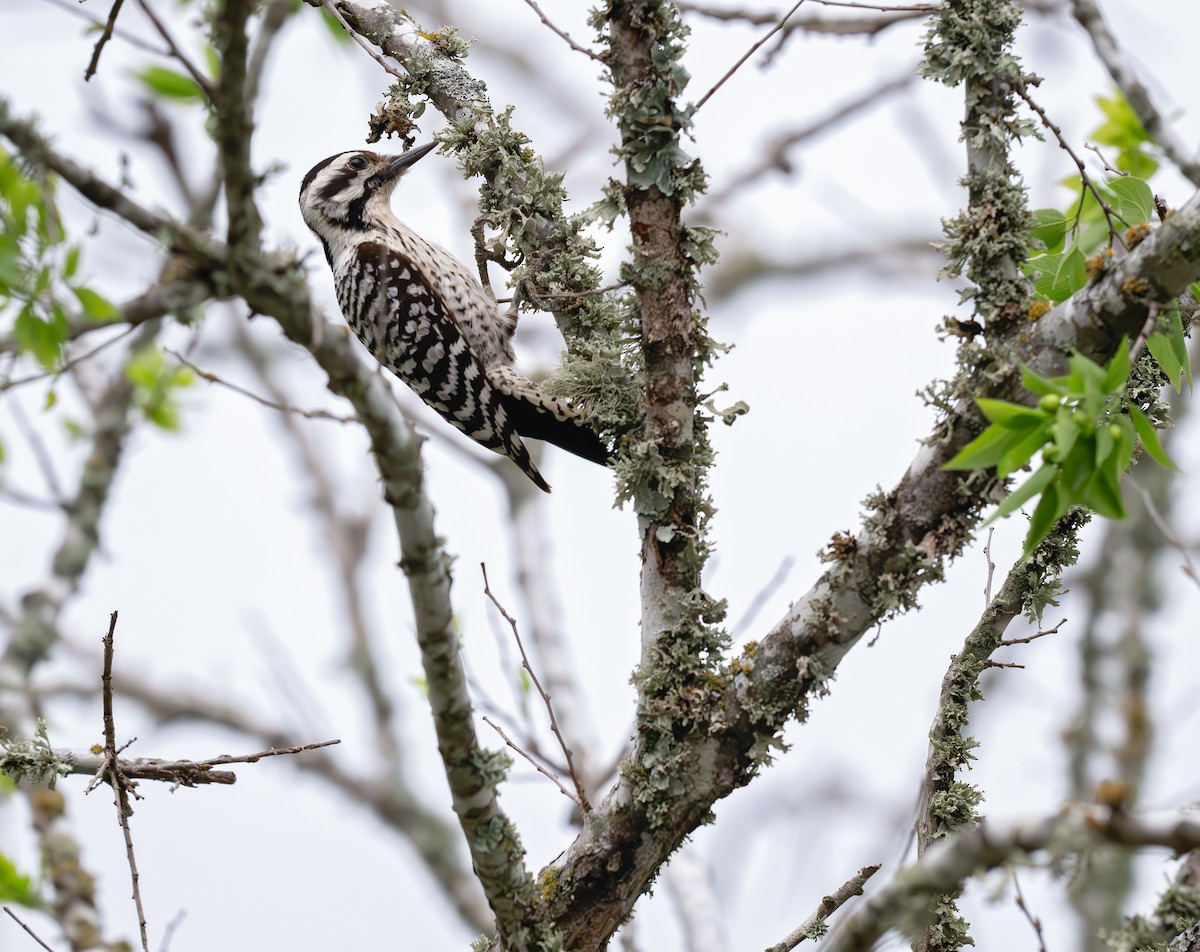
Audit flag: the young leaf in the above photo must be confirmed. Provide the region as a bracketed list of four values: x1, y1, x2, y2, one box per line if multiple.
[997, 424, 1053, 479]
[1029, 209, 1067, 252]
[1023, 481, 1070, 556]
[1128, 404, 1178, 471]
[1146, 331, 1183, 393]
[943, 423, 1026, 472]
[1108, 176, 1154, 226]
[1032, 246, 1087, 303]
[1101, 338, 1131, 394]
[14, 305, 65, 368]
[976, 398, 1047, 430]
[72, 286, 119, 322]
[988, 462, 1058, 526]
[1020, 363, 1068, 397]
[135, 66, 205, 102]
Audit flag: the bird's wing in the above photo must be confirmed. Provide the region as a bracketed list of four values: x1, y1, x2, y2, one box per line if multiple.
[347, 240, 550, 491]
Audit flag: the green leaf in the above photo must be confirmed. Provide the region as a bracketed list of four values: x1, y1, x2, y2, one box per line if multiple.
[997, 424, 1052, 479]
[943, 423, 1026, 472]
[1053, 405, 1080, 461]
[72, 286, 119, 322]
[14, 305, 66, 368]
[0, 853, 40, 908]
[1029, 209, 1067, 252]
[1023, 480, 1073, 556]
[976, 398, 1047, 430]
[1108, 176, 1155, 226]
[1101, 338, 1132, 393]
[1146, 331, 1183, 392]
[63, 244, 81, 280]
[134, 65, 205, 102]
[1031, 246, 1087, 303]
[1020, 363, 1068, 397]
[988, 462, 1058, 525]
[1128, 404, 1178, 471]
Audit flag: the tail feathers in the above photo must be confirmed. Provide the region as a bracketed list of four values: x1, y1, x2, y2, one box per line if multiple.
[509, 439, 551, 493]
[502, 392, 611, 467]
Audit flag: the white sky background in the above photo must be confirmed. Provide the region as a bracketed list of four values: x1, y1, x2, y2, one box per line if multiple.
[2, 1, 1200, 950]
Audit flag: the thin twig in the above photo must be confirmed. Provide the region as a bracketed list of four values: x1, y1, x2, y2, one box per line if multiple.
[1017, 83, 1125, 247]
[765, 864, 882, 952]
[159, 910, 187, 952]
[483, 716, 580, 807]
[133, 0, 216, 99]
[3, 906, 56, 952]
[0, 325, 140, 393]
[165, 349, 355, 423]
[321, 0, 406, 79]
[1130, 299, 1160, 362]
[97, 611, 151, 952]
[1129, 480, 1200, 590]
[734, 554, 795, 635]
[481, 563, 592, 813]
[982, 527, 996, 605]
[519, 0, 604, 62]
[190, 738, 342, 768]
[1002, 617, 1066, 647]
[695, 0, 809, 112]
[84, 0, 128, 81]
[1012, 872, 1048, 952]
[1085, 142, 1123, 176]
[42, 0, 165, 58]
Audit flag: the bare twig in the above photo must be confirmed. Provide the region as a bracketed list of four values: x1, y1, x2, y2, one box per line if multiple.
[519, 0, 604, 62]
[41, 0, 166, 58]
[133, 0, 216, 99]
[96, 610, 150, 952]
[733, 555, 795, 635]
[159, 910, 187, 952]
[704, 70, 915, 208]
[165, 348, 355, 423]
[695, 0, 809, 112]
[320, 0, 406, 79]
[1085, 142, 1123, 176]
[982, 527, 996, 605]
[481, 563, 591, 813]
[3, 906, 56, 952]
[1129, 480, 1200, 590]
[84, 0, 128, 81]
[766, 864, 882, 952]
[0, 325, 141, 393]
[483, 716, 580, 806]
[1012, 872, 1048, 952]
[1001, 617, 1066, 647]
[1018, 83, 1125, 246]
[1130, 300, 1160, 362]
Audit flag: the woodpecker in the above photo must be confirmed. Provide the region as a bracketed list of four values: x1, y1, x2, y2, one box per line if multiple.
[298, 144, 609, 492]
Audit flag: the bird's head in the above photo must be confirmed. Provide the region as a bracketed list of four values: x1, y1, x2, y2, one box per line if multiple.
[298, 143, 436, 237]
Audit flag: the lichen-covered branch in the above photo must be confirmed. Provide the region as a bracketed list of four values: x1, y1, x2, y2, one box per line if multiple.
[826, 807, 1200, 952]
[913, 514, 1085, 951]
[0, 94, 533, 943]
[211, 0, 264, 272]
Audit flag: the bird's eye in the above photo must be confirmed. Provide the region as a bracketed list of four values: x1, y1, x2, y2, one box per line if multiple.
[346, 155, 370, 172]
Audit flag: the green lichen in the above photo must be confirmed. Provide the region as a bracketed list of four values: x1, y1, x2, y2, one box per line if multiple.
[0, 720, 70, 787]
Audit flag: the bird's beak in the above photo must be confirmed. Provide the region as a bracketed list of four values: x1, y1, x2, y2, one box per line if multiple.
[381, 142, 437, 182]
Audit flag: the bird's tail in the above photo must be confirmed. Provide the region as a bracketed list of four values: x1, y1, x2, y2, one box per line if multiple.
[504, 393, 611, 466]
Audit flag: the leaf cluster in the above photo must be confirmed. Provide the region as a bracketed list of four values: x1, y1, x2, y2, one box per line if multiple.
[125, 345, 195, 431]
[945, 343, 1177, 555]
[1023, 91, 1160, 306]
[0, 150, 117, 369]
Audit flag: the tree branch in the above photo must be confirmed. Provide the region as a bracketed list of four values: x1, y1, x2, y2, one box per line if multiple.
[827, 807, 1200, 952]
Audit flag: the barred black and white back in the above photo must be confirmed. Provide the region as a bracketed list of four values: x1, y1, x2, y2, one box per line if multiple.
[298, 145, 609, 492]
